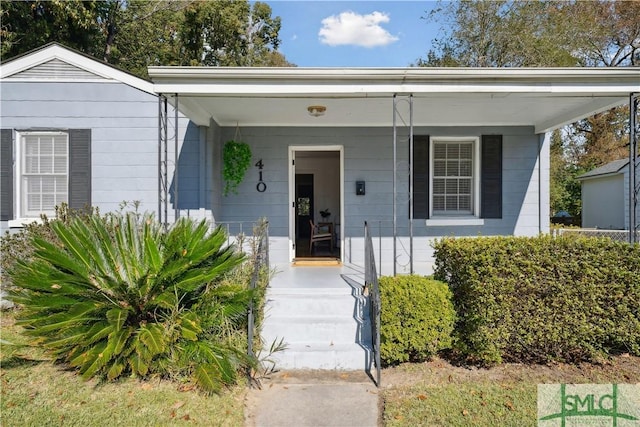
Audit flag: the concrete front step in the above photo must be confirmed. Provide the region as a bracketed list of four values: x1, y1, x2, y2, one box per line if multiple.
[266, 293, 362, 318]
[260, 284, 370, 370]
[262, 316, 361, 344]
[266, 342, 369, 370]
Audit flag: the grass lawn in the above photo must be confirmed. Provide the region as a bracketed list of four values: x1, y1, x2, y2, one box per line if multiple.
[0, 310, 247, 427]
[381, 356, 640, 426]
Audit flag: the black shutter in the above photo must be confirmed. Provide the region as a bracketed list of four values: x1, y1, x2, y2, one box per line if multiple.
[68, 129, 91, 210]
[412, 135, 430, 219]
[481, 134, 502, 219]
[1, 129, 13, 221]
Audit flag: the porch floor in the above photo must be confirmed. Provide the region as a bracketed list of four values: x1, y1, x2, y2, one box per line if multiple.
[269, 262, 364, 291]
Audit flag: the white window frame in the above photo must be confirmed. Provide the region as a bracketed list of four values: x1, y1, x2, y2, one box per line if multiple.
[426, 136, 483, 226]
[14, 131, 69, 219]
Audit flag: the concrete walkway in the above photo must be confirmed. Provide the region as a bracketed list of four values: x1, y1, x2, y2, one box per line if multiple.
[245, 370, 379, 427]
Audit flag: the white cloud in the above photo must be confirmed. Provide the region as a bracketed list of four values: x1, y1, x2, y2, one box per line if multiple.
[319, 11, 399, 48]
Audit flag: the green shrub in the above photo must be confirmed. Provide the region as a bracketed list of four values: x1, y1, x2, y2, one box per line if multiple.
[0, 203, 98, 290]
[379, 275, 455, 365]
[8, 212, 252, 393]
[433, 235, 640, 365]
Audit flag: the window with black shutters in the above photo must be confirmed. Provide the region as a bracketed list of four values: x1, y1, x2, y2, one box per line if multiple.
[412, 134, 502, 221]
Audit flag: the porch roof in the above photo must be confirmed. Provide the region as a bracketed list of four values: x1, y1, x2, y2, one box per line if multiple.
[148, 67, 640, 133]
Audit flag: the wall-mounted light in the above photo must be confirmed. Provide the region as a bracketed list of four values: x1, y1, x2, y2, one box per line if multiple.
[307, 105, 327, 117]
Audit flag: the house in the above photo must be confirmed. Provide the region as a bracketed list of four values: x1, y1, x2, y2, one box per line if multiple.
[2, 44, 639, 275]
[578, 158, 640, 230]
[3, 43, 639, 370]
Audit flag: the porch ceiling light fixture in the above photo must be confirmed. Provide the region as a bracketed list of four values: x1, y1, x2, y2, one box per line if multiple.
[307, 105, 327, 117]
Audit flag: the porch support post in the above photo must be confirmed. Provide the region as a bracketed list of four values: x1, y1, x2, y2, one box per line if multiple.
[158, 95, 169, 228]
[630, 93, 639, 244]
[408, 95, 414, 274]
[392, 95, 397, 276]
[174, 93, 179, 221]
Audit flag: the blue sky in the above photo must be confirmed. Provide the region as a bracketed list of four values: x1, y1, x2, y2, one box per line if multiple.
[267, 1, 442, 67]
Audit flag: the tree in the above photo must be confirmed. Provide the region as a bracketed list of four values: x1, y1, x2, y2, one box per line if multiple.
[1, 0, 291, 77]
[180, 0, 281, 66]
[421, 0, 640, 217]
[1, 0, 104, 59]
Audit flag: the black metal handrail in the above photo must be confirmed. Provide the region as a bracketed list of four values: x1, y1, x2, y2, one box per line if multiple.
[364, 221, 381, 387]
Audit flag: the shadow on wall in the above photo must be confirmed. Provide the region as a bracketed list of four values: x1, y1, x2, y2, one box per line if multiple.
[169, 122, 207, 212]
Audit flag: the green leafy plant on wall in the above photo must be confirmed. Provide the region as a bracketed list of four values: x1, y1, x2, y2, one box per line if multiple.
[222, 140, 251, 196]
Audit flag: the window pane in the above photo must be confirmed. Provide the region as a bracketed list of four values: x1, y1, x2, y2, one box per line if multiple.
[434, 160, 446, 176]
[459, 196, 471, 210]
[26, 176, 41, 192]
[460, 144, 472, 159]
[433, 195, 445, 210]
[42, 194, 55, 211]
[459, 179, 471, 194]
[446, 160, 458, 176]
[433, 178, 445, 193]
[446, 179, 458, 193]
[460, 160, 472, 176]
[445, 196, 458, 210]
[41, 177, 55, 192]
[27, 194, 41, 211]
[447, 144, 459, 158]
[434, 144, 447, 159]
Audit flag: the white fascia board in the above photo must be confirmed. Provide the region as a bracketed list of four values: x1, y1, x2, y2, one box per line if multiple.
[148, 66, 640, 81]
[1, 44, 155, 95]
[151, 83, 639, 97]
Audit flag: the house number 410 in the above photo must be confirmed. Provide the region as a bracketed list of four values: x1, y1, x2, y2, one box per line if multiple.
[255, 159, 267, 192]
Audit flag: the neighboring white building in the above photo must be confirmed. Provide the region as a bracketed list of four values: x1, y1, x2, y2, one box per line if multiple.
[578, 158, 640, 230]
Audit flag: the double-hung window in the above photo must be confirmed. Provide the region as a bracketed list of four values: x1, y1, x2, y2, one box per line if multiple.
[19, 132, 69, 217]
[430, 137, 480, 218]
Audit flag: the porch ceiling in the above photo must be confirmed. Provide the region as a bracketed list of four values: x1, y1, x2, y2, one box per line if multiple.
[148, 67, 640, 133]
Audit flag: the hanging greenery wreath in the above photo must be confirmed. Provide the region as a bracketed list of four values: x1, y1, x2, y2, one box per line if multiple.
[222, 140, 252, 196]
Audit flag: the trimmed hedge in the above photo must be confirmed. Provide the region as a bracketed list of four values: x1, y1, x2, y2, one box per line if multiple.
[379, 275, 455, 365]
[433, 235, 640, 365]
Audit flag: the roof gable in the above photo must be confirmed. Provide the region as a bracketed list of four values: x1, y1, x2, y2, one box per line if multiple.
[0, 43, 154, 94]
[10, 58, 105, 80]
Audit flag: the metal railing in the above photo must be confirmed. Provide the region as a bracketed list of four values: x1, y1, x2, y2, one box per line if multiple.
[246, 219, 269, 366]
[553, 227, 640, 243]
[364, 221, 381, 387]
[213, 219, 269, 374]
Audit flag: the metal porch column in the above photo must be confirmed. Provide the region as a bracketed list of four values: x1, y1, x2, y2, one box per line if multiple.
[630, 93, 639, 244]
[158, 94, 179, 228]
[392, 94, 414, 275]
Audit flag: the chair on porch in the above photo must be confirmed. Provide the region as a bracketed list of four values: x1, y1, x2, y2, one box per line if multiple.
[309, 219, 333, 253]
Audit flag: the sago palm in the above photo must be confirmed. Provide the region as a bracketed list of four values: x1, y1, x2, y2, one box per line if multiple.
[9, 212, 253, 392]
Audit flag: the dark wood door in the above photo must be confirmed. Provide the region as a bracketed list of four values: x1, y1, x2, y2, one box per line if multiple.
[295, 174, 314, 244]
